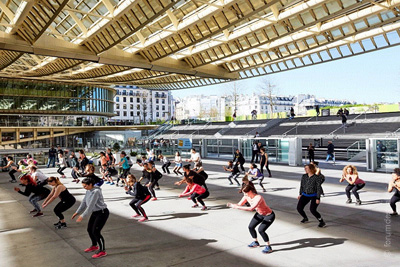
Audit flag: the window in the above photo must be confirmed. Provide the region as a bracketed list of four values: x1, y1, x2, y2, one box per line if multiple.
[130, 97, 133, 102]
[162, 106, 165, 111]
[116, 111, 120, 116]
[137, 98, 140, 103]
[156, 112, 159, 117]
[156, 105, 159, 110]
[116, 96, 119, 102]
[116, 104, 120, 109]
[123, 97, 126, 102]
[123, 111, 127, 116]
[130, 104, 133, 109]
[156, 99, 159, 104]
[162, 99, 165, 104]
[130, 111, 134, 116]
[123, 104, 127, 109]
[129, 91, 134, 96]
[137, 111, 140, 116]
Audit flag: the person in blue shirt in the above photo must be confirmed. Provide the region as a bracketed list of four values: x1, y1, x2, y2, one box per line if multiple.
[117, 151, 130, 187]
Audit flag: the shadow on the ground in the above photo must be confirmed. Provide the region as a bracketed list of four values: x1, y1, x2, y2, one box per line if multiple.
[273, 237, 348, 252]
[267, 187, 295, 192]
[150, 212, 208, 221]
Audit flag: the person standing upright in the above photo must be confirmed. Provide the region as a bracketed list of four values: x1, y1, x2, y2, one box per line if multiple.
[251, 141, 259, 163]
[307, 143, 315, 163]
[326, 141, 335, 162]
[47, 145, 57, 168]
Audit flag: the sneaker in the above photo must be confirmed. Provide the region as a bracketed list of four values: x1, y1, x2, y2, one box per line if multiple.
[110, 182, 115, 185]
[248, 241, 260, 248]
[356, 199, 361, 205]
[346, 199, 352, 204]
[201, 206, 208, 211]
[55, 223, 67, 229]
[10, 180, 17, 183]
[92, 251, 107, 258]
[131, 214, 141, 218]
[229, 182, 233, 185]
[262, 189, 266, 192]
[72, 179, 76, 183]
[187, 197, 191, 200]
[105, 181, 110, 184]
[151, 197, 157, 201]
[32, 212, 44, 217]
[84, 246, 99, 253]
[301, 218, 308, 223]
[29, 209, 38, 214]
[268, 174, 272, 178]
[155, 187, 160, 190]
[75, 179, 80, 184]
[192, 204, 199, 208]
[390, 212, 398, 216]
[262, 245, 273, 254]
[318, 221, 326, 228]
[138, 217, 148, 222]
[53, 221, 61, 226]
[119, 184, 124, 187]
[115, 183, 119, 187]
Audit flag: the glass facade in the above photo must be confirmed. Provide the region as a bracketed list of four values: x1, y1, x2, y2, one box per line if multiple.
[0, 78, 115, 116]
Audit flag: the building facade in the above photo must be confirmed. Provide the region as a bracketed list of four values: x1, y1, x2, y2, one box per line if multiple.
[111, 86, 174, 124]
[176, 93, 355, 120]
[0, 78, 115, 127]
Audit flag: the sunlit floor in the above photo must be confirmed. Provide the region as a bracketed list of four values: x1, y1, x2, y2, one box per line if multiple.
[0, 158, 399, 267]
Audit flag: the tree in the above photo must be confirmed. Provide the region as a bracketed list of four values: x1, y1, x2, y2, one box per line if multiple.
[260, 78, 277, 115]
[209, 107, 219, 120]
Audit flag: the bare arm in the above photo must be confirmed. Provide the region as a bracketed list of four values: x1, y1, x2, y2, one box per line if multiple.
[43, 186, 65, 207]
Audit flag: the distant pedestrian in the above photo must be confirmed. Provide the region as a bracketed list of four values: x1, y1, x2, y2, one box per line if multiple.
[307, 143, 315, 163]
[344, 108, 349, 116]
[47, 146, 57, 168]
[341, 114, 347, 128]
[326, 141, 335, 162]
[289, 107, 295, 120]
[315, 105, 320, 116]
[251, 141, 259, 163]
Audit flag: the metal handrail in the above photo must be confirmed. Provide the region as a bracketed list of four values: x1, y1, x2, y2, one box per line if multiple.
[282, 116, 316, 137]
[326, 112, 366, 137]
[245, 123, 266, 137]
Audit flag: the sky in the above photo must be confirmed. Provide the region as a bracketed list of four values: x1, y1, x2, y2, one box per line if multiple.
[172, 45, 400, 104]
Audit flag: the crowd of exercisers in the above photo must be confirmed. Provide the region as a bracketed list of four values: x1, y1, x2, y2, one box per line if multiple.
[1, 146, 399, 258]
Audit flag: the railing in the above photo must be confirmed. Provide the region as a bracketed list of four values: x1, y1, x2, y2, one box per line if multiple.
[245, 123, 266, 137]
[282, 116, 316, 137]
[346, 140, 366, 160]
[190, 121, 212, 138]
[386, 127, 400, 137]
[326, 112, 366, 137]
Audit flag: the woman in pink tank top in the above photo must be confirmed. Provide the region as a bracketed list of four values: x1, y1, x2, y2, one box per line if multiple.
[227, 183, 275, 254]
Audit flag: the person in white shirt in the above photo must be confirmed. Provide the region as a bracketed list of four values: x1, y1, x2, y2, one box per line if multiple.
[173, 152, 183, 176]
[30, 166, 48, 185]
[186, 148, 201, 167]
[146, 148, 155, 161]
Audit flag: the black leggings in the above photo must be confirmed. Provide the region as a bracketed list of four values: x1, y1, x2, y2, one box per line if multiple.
[191, 190, 210, 206]
[308, 153, 315, 163]
[162, 162, 171, 173]
[248, 212, 275, 242]
[88, 209, 109, 251]
[54, 197, 76, 220]
[130, 195, 151, 218]
[345, 183, 365, 200]
[297, 195, 321, 220]
[260, 161, 271, 177]
[57, 167, 67, 176]
[236, 162, 245, 172]
[228, 173, 241, 185]
[9, 169, 17, 181]
[390, 194, 400, 213]
[148, 181, 158, 198]
[250, 176, 265, 190]
[71, 170, 79, 179]
[251, 151, 259, 163]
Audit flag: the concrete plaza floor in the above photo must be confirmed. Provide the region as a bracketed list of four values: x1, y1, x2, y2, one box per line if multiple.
[0, 158, 399, 267]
